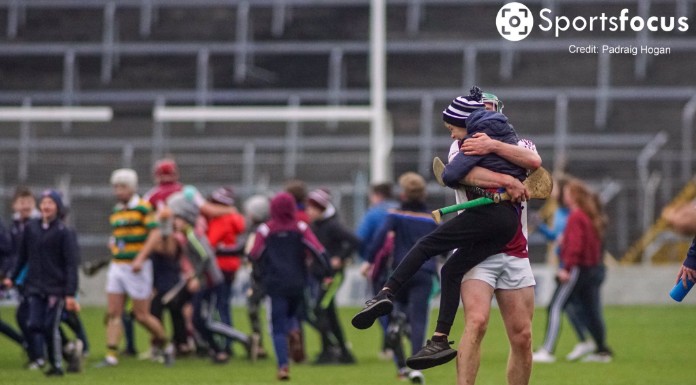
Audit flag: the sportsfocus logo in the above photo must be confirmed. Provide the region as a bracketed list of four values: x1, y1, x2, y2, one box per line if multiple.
[496, 2, 689, 41]
[496, 2, 534, 42]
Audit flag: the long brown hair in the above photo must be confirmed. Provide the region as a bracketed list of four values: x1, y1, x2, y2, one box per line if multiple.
[565, 178, 608, 238]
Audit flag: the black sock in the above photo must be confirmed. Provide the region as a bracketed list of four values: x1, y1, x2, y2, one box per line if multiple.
[431, 334, 448, 343]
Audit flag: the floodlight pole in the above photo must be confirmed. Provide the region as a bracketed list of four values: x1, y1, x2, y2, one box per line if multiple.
[369, 0, 391, 184]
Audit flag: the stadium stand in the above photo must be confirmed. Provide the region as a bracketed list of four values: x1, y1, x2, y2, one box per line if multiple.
[0, 0, 695, 263]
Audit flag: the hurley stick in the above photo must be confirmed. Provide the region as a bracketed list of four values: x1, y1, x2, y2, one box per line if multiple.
[431, 161, 553, 223]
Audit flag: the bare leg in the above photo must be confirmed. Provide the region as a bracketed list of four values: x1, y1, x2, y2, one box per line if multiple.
[131, 298, 167, 344]
[106, 293, 126, 352]
[496, 287, 534, 385]
[457, 280, 494, 385]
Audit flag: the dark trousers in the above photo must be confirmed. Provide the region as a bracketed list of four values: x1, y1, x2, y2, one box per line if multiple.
[386, 203, 519, 336]
[0, 310, 24, 347]
[151, 290, 189, 347]
[566, 295, 588, 342]
[393, 270, 434, 356]
[27, 294, 64, 370]
[386, 270, 434, 369]
[571, 265, 608, 352]
[269, 292, 304, 369]
[542, 265, 609, 354]
[17, 294, 44, 361]
[60, 310, 90, 354]
[314, 271, 349, 354]
[215, 272, 236, 352]
[122, 311, 137, 353]
[192, 284, 249, 354]
[247, 277, 266, 347]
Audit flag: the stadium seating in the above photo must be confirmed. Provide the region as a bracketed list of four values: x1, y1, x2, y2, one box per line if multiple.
[0, 0, 694, 262]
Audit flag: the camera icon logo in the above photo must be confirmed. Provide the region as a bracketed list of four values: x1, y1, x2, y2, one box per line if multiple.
[496, 2, 534, 41]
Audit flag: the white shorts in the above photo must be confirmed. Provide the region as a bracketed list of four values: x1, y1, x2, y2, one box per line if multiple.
[105, 259, 154, 300]
[462, 253, 536, 290]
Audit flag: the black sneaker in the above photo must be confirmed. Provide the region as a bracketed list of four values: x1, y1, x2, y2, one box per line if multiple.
[337, 350, 357, 364]
[351, 290, 394, 330]
[45, 367, 64, 377]
[406, 339, 457, 370]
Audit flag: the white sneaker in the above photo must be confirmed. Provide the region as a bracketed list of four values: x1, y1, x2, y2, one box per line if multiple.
[408, 370, 425, 384]
[566, 341, 596, 361]
[67, 340, 84, 373]
[532, 348, 556, 363]
[581, 352, 612, 363]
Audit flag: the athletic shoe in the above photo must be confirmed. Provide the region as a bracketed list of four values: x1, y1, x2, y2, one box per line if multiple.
[337, 350, 357, 364]
[93, 356, 118, 368]
[288, 330, 305, 363]
[44, 367, 64, 377]
[27, 359, 46, 370]
[408, 370, 425, 384]
[532, 348, 556, 363]
[162, 343, 175, 367]
[379, 348, 395, 361]
[212, 352, 230, 364]
[257, 346, 269, 360]
[406, 339, 457, 370]
[566, 340, 596, 361]
[67, 340, 84, 373]
[277, 366, 290, 381]
[581, 351, 613, 363]
[248, 333, 261, 362]
[313, 350, 339, 365]
[351, 290, 394, 330]
[138, 348, 154, 361]
[120, 348, 138, 357]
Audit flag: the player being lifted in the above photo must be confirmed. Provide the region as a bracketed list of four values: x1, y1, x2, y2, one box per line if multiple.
[353, 87, 536, 371]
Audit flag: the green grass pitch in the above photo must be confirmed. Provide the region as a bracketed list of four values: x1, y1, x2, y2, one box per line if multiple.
[0, 305, 693, 384]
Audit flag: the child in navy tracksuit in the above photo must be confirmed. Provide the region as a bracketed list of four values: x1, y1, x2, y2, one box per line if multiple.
[249, 192, 331, 381]
[364, 172, 439, 382]
[9, 187, 44, 368]
[4, 190, 79, 377]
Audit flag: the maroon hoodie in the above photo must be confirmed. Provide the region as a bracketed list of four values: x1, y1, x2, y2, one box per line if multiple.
[249, 192, 330, 295]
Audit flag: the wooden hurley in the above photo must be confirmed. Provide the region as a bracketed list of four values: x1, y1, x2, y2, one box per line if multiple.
[431, 157, 553, 223]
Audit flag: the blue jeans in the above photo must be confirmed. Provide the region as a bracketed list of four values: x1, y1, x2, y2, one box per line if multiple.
[269, 292, 304, 368]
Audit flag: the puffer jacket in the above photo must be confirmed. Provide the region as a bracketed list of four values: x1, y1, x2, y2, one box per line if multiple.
[442, 109, 527, 188]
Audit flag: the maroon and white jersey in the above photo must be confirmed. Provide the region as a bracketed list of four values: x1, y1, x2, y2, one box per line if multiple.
[446, 138, 538, 258]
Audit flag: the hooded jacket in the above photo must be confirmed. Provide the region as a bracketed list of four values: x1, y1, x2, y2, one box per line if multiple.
[249, 193, 330, 296]
[11, 218, 79, 297]
[365, 201, 439, 278]
[441, 109, 527, 188]
[310, 203, 361, 266]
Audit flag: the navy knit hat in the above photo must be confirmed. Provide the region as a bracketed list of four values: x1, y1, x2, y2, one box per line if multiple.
[41, 189, 65, 216]
[442, 96, 485, 128]
[443, 86, 486, 128]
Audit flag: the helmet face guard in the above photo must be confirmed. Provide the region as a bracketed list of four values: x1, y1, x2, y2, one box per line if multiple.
[482, 92, 504, 112]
